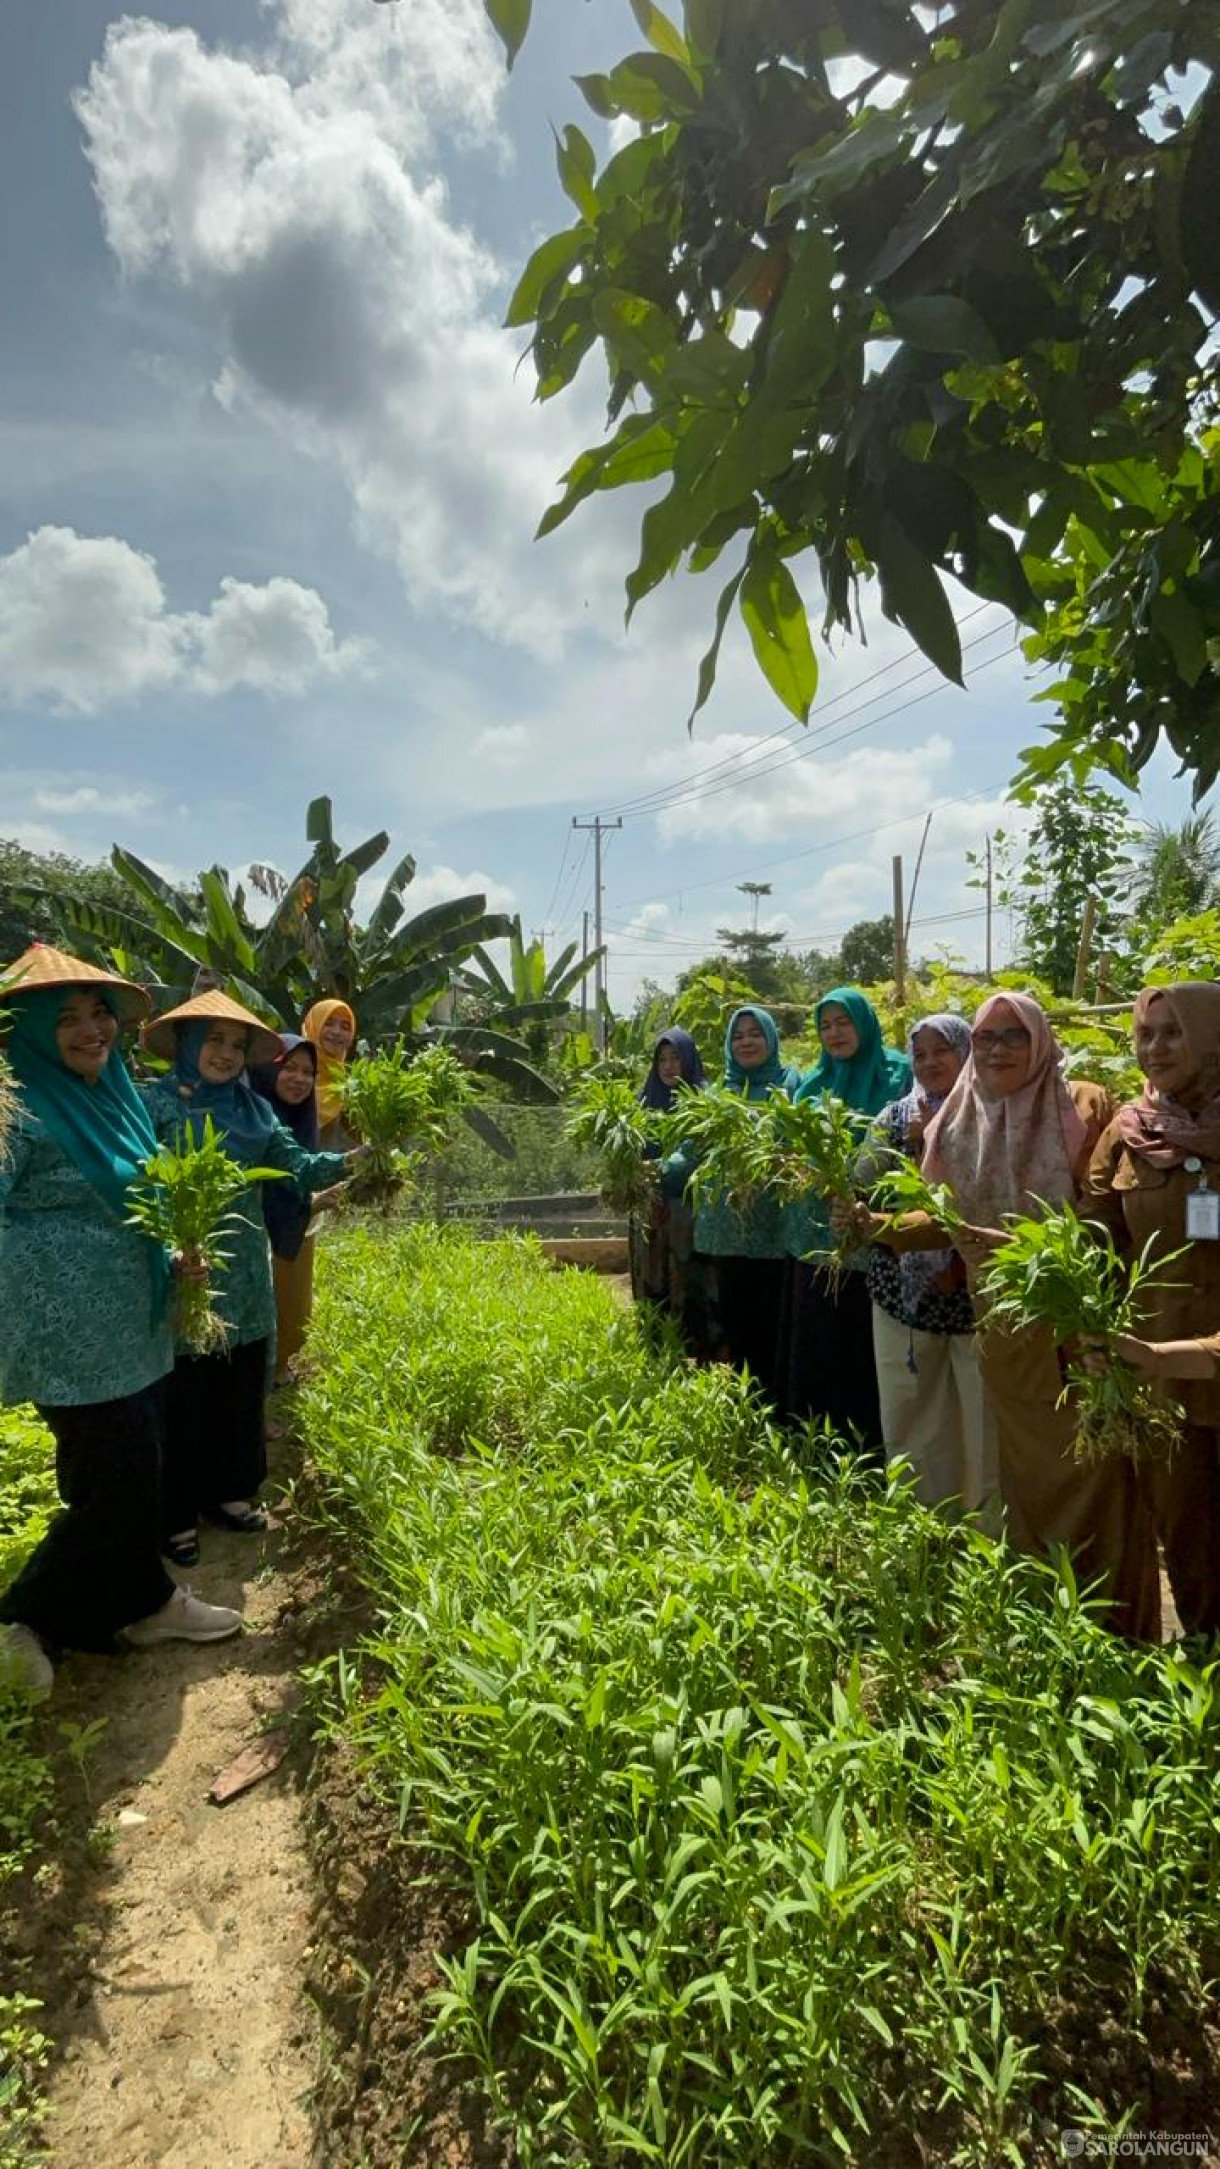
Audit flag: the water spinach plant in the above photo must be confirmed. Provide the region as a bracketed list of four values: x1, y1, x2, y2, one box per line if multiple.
[301, 1224, 1220, 2164]
[978, 1207, 1187, 1462]
[565, 1075, 660, 1216]
[126, 1117, 284, 1353]
[339, 1041, 478, 1207]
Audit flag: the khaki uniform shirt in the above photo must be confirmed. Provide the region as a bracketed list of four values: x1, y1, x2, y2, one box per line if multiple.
[1083, 1120, 1220, 1429]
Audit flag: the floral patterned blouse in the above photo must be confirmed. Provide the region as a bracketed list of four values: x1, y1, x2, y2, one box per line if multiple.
[0, 1111, 174, 1408]
[141, 1081, 347, 1351]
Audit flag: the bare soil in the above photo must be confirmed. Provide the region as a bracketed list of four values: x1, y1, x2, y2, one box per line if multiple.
[2, 1438, 333, 2169]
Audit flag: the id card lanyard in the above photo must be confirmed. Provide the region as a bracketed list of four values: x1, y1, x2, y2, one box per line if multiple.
[1184, 1157, 1220, 1241]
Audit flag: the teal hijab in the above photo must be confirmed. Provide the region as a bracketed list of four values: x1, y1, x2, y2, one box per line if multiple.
[795, 986, 911, 1114]
[723, 1005, 797, 1102]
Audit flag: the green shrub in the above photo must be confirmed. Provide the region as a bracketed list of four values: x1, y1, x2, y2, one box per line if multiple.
[303, 1228, 1220, 2164]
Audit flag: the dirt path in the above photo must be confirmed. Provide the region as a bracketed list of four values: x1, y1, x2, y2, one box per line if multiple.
[16, 1462, 325, 2169]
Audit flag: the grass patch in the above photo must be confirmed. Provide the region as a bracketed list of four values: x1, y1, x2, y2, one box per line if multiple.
[303, 1226, 1220, 2165]
[0, 1408, 57, 2169]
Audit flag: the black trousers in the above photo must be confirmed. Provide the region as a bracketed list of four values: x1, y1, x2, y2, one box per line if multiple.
[716, 1256, 786, 1403]
[0, 1385, 174, 1651]
[162, 1337, 269, 1534]
[779, 1259, 883, 1453]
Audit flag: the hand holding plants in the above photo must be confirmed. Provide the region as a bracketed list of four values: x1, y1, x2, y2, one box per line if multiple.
[127, 1116, 286, 1353]
[978, 1208, 1187, 1461]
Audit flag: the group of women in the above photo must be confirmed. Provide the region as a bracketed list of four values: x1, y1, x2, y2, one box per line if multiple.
[0, 943, 361, 1693]
[632, 980, 1220, 1644]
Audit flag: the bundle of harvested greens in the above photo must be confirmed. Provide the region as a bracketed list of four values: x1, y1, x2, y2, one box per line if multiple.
[340, 1041, 478, 1207]
[977, 1205, 1188, 1462]
[869, 1161, 967, 1245]
[564, 1077, 660, 1217]
[126, 1116, 285, 1353]
[662, 1084, 784, 1215]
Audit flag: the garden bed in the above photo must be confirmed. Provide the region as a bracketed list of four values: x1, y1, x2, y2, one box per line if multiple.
[299, 1225, 1220, 2166]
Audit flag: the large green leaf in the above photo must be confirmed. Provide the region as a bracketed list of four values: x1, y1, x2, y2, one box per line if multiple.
[629, 0, 688, 62]
[739, 544, 818, 723]
[464, 1049, 561, 1104]
[305, 797, 334, 852]
[339, 830, 390, 881]
[487, 998, 571, 1028]
[505, 227, 585, 329]
[688, 564, 747, 732]
[549, 945, 606, 1003]
[874, 513, 964, 684]
[199, 868, 257, 974]
[484, 0, 531, 70]
[394, 898, 513, 961]
[365, 851, 418, 946]
[554, 123, 599, 223]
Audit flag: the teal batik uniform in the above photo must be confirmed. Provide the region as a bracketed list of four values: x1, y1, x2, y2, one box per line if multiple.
[664, 1005, 800, 1260]
[141, 1077, 346, 1348]
[782, 987, 911, 1265]
[0, 1112, 174, 1406]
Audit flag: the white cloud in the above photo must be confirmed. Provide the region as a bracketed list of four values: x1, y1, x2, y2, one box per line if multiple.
[0, 526, 363, 711]
[191, 574, 368, 694]
[32, 783, 157, 817]
[75, 9, 620, 661]
[472, 723, 531, 770]
[401, 862, 516, 917]
[652, 734, 959, 845]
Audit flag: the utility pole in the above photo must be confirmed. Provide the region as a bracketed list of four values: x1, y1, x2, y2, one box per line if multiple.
[580, 910, 590, 1033]
[572, 815, 622, 1052]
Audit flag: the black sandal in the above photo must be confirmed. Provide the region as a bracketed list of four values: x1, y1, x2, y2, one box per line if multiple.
[207, 1504, 269, 1534]
[164, 1532, 200, 1568]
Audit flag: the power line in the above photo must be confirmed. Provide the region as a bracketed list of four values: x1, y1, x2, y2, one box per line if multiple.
[608, 623, 1018, 829]
[540, 828, 572, 930]
[612, 774, 1014, 914]
[593, 602, 1003, 823]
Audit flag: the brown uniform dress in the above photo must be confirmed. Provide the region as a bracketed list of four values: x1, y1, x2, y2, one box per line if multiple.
[1083, 1126, 1220, 1637]
[973, 1082, 1161, 1642]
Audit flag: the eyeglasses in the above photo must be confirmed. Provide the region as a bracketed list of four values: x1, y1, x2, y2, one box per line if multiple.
[971, 1028, 1031, 1053]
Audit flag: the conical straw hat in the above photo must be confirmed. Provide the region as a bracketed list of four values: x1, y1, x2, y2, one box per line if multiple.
[0, 942, 152, 1026]
[141, 986, 285, 1067]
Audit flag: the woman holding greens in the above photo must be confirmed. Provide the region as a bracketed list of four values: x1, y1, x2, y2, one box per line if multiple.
[840, 1012, 998, 1511]
[666, 1006, 798, 1399]
[780, 988, 910, 1446]
[141, 990, 354, 1566]
[631, 1026, 711, 1354]
[1081, 981, 1220, 1637]
[921, 991, 1159, 1638]
[0, 945, 241, 1693]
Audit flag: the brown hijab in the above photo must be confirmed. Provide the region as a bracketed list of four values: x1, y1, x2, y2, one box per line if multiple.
[921, 991, 1088, 1226]
[1115, 983, 1220, 1167]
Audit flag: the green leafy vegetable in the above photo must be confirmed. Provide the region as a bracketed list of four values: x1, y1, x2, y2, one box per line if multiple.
[978, 1207, 1187, 1463]
[564, 1076, 659, 1216]
[340, 1042, 480, 1207]
[126, 1116, 285, 1354]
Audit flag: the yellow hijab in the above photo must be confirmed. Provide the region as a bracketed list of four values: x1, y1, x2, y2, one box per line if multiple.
[302, 999, 357, 1128]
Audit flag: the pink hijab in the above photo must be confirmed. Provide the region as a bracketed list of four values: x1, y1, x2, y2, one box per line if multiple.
[1115, 983, 1220, 1167]
[921, 991, 1088, 1226]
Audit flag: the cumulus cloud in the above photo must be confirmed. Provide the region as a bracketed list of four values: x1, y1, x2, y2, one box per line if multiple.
[650, 734, 959, 846]
[74, 7, 620, 661]
[400, 862, 516, 917]
[32, 783, 157, 817]
[0, 525, 364, 711]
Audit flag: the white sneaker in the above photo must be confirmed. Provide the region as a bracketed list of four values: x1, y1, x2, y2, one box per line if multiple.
[123, 1586, 242, 1647]
[0, 1622, 54, 1694]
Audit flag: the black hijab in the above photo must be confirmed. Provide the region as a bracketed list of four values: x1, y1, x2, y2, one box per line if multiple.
[639, 1025, 707, 1112]
[248, 1033, 318, 1259]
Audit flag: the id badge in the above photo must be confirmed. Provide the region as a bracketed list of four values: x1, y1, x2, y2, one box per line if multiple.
[1187, 1189, 1220, 1241]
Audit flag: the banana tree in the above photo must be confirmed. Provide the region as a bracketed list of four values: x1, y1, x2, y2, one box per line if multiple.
[11, 799, 559, 1106]
[460, 917, 606, 1050]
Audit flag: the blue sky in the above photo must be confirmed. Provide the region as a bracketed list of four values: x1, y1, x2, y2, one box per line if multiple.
[0, 0, 1203, 1004]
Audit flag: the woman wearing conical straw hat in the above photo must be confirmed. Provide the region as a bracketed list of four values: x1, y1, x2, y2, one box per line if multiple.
[0, 945, 242, 1695]
[140, 989, 359, 1566]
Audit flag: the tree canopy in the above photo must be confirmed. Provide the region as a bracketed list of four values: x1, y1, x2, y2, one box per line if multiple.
[487, 0, 1220, 793]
